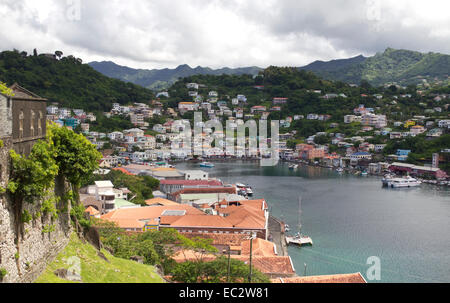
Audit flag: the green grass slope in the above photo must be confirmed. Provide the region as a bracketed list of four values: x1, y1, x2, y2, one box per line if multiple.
[35, 233, 165, 283]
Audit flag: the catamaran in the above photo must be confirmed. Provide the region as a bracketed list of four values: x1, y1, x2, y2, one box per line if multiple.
[286, 197, 313, 246]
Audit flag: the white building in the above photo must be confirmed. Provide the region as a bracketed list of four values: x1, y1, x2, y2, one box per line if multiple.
[438, 120, 450, 129]
[362, 114, 387, 128]
[181, 170, 209, 180]
[178, 102, 199, 112]
[47, 105, 59, 115]
[186, 83, 199, 90]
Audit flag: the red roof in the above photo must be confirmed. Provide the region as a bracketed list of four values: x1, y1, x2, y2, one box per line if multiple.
[112, 167, 135, 176]
[170, 187, 237, 199]
[160, 180, 223, 186]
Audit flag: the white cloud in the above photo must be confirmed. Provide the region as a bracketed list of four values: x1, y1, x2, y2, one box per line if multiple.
[0, 0, 449, 69]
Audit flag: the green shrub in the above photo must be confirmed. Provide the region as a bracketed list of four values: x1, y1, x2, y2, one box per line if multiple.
[0, 268, 7, 280]
[21, 210, 32, 223]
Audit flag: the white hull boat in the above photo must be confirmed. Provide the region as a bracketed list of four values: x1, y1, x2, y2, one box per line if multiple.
[383, 176, 422, 188]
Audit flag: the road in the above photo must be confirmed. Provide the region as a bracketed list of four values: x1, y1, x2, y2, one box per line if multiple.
[268, 216, 288, 257]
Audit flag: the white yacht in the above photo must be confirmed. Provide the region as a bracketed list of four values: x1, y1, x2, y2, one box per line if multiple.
[384, 176, 422, 188]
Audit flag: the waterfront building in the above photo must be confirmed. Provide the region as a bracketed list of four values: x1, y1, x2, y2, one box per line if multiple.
[389, 163, 448, 179]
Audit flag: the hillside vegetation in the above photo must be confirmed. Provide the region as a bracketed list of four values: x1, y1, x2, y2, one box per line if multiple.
[301, 48, 450, 86]
[35, 233, 165, 283]
[0, 50, 154, 111]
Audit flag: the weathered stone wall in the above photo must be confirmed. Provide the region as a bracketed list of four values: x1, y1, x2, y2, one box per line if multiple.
[0, 139, 72, 283]
[0, 94, 12, 139]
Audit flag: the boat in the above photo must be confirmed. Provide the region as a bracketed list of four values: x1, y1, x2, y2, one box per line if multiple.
[289, 164, 299, 170]
[383, 175, 422, 188]
[382, 174, 395, 187]
[336, 167, 344, 173]
[200, 162, 215, 168]
[388, 176, 422, 188]
[286, 197, 313, 247]
[236, 183, 254, 197]
[245, 186, 254, 197]
[286, 234, 313, 246]
[361, 171, 368, 177]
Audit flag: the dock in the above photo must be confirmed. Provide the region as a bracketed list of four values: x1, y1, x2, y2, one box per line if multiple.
[286, 235, 313, 246]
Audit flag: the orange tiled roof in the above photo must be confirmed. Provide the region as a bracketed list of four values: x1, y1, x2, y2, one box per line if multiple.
[180, 233, 248, 246]
[151, 167, 176, 172]
[172, 250, 217, 263]
[231, 256, 296, 276]
[171, 187, 237, 198]
[219, 205, 266, 229]
[85, 206, 100, 216]
[271, 273, 367, 283]
[107, 218, 146, 229]
[241, 238, 277, 257]
[112, 167, 135, 176]
[146, 197, 180, 206]
[168, 215, 234, 228]
[101, 205, 204, 229]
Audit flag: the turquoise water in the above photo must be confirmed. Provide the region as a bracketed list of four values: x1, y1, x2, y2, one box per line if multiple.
[175, 161, 450, 283]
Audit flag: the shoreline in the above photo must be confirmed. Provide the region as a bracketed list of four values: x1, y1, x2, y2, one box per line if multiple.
[171, 158, 450, 187]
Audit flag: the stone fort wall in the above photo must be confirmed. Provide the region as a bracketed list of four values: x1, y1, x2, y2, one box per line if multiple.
[0, 138, 72, 283]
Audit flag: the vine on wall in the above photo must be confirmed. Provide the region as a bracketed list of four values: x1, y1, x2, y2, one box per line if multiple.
[5, 122, 101, 272]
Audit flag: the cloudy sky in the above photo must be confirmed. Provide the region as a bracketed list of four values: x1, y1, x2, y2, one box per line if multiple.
[0, 0, 449, 69]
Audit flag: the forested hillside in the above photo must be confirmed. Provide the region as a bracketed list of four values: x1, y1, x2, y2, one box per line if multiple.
[0, 50, 154, 111]
[300, 48, 450, 86]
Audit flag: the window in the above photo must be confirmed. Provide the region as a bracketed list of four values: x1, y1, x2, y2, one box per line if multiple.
[19, 110, 24, 138]
[30, 110, 35, 137]
[38, 111, 43, 136]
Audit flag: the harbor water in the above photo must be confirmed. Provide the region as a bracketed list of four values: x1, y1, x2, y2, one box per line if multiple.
[175, 161, 450, 283]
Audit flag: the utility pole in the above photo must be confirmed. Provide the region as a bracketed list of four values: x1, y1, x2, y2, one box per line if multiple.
[227, 248, 231, 283]
[224, 249, 231, 283]
[248, 232, 256, 283]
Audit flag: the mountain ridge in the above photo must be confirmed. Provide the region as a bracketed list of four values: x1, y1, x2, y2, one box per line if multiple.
[88, 61, 262, 91]
[299, 48, 450, 86]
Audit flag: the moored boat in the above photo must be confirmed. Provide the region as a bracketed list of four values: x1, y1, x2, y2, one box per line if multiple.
[383, 176, 422, 188]
[200, 162, 215, 168]
[289, 164, 299, 170]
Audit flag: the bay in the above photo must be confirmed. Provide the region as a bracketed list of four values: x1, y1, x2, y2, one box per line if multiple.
[175, 161, 450, 283]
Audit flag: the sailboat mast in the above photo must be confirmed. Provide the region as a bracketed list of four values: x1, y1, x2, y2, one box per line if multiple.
[298, 196, 302, 233]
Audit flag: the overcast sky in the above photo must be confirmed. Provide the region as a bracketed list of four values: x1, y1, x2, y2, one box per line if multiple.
[0, 0, 449, 69]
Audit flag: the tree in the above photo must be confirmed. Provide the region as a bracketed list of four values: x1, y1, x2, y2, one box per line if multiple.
[49, 123, 102, 199]
[171, 257, 271, 283]
[0, 82, 14, 96]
